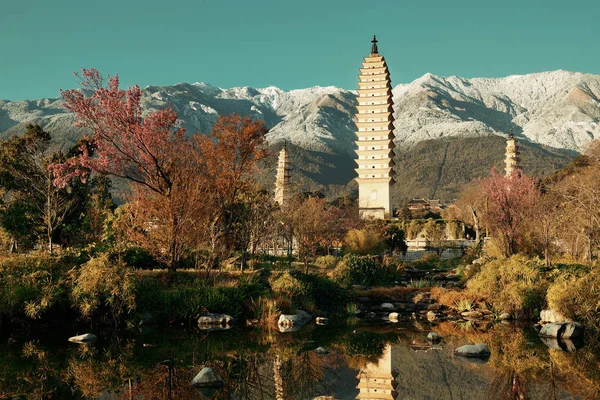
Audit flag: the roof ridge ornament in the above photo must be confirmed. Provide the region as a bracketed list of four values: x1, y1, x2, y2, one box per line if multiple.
[371, 35, 378, 55]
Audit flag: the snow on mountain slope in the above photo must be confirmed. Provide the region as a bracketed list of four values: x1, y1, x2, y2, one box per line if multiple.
[1, 70, 599, 157]
[392, 70, 600, 151]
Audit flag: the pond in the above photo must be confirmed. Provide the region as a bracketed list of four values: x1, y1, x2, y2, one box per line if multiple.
[1, 320, 598, 399]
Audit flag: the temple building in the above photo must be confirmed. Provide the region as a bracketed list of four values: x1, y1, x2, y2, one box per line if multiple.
[354, 35, 396, 219]
[274, 143, 291, 208]
[505, 129, 521, 177]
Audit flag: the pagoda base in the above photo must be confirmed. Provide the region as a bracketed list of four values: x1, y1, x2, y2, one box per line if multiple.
[359, 207, 386, 220]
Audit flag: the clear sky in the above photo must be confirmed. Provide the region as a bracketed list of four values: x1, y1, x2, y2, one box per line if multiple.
[1, 0, 599, 100]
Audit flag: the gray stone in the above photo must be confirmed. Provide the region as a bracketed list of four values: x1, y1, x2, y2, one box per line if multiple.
[68, 333, 97, 344]
[426, 311, 437, 322]
[454, 344, 491, 358]
[278, 310, 312, 332]
[388, 312, 399, 323]
[498, 313, 512, 321]
[540, 309, 571, 323]
[380, 303, 394, 310]
[192, 367, 224, 388]
[427, 332, 442, 342]
[539, 322, 584, 339]
[314, 346, 329, 355]
[198, 313, 234, 327]
[461, 311, 483, 319]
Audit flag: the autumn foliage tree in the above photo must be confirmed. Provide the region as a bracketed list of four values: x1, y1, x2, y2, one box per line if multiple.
[480, 169, 540, 257]
[56, 68, 201, 269]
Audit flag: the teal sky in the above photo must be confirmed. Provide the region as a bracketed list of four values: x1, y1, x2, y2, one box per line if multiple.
[1, 0, 599, 100]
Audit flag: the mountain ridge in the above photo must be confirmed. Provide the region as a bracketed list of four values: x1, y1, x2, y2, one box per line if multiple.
[0, 69, 596, 204]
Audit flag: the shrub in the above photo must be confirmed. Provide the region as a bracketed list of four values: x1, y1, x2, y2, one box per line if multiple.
[412, 253, 441, 270]
[431, 287, 478, 309]
[269, 271, 305, 299]
[546, 266, 600, 330]
[70, 255, 136, 321]
[315, 255, 337, 269]
[343, 229, 384, 255]
[466, 255, 547, 318]
[292, 272, 349, 312]
[0, 253, 69, 320]
[134, 275, 265, 321]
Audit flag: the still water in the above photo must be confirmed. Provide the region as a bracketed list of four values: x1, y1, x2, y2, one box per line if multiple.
[1, 320, 598, 399]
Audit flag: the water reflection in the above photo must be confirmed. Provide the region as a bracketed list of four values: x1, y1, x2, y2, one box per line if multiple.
[1, 322, 599, 399]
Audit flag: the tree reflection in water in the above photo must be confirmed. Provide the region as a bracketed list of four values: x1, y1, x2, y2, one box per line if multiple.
[0, 323, 599, 399]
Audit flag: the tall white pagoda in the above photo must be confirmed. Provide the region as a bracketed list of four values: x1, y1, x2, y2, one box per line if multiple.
[354, 35, 396, 219]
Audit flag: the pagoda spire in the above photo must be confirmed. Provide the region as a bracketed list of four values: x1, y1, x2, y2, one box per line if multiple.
[371, 35, 378, 55]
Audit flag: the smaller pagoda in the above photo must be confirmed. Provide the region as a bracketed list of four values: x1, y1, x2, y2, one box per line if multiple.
[274, 143, 291, 208]
[505, 129, 521, 177]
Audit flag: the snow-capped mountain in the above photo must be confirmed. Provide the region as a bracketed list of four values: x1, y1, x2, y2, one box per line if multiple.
[393, 70, 600, 152]
[2, 69, 596, 200]
[1, 70, 598, 158]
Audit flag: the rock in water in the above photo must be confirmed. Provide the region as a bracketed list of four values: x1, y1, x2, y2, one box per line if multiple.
[498, 313, 512, 321]
[192, 367, 224, 388]
[380, 303, 394, 310]
[427, 332, 441, 342]
[539, 322, 584, 339]
[68, 333, 97, 344]
[426, 311, 437, 322]
[454, 344, 491, 358]
[278, 310, 312, 332]
[198, 313, 234, 327]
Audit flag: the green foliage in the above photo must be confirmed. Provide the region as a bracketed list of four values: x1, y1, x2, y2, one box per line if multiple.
[121, 246, 162, 270]
[0, 253, 69, 319]
[335, 254, 402, 287]
[134, 274, 266, 321]
[269, 271, 305, 300]
[292, 272, 350, 313]
[314, 255, 337, 269]
[384, 224, 408, 255]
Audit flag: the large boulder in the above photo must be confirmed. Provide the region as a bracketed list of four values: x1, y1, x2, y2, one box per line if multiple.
[539, 322, 584, 339]
[278, 310, 312, 332]
[68, 333, 97, 344]
[198, 314, 234, 329]
[540, 309, 571, 323]
[454, 344, 490, 358]
[192, 367, 224, 388]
